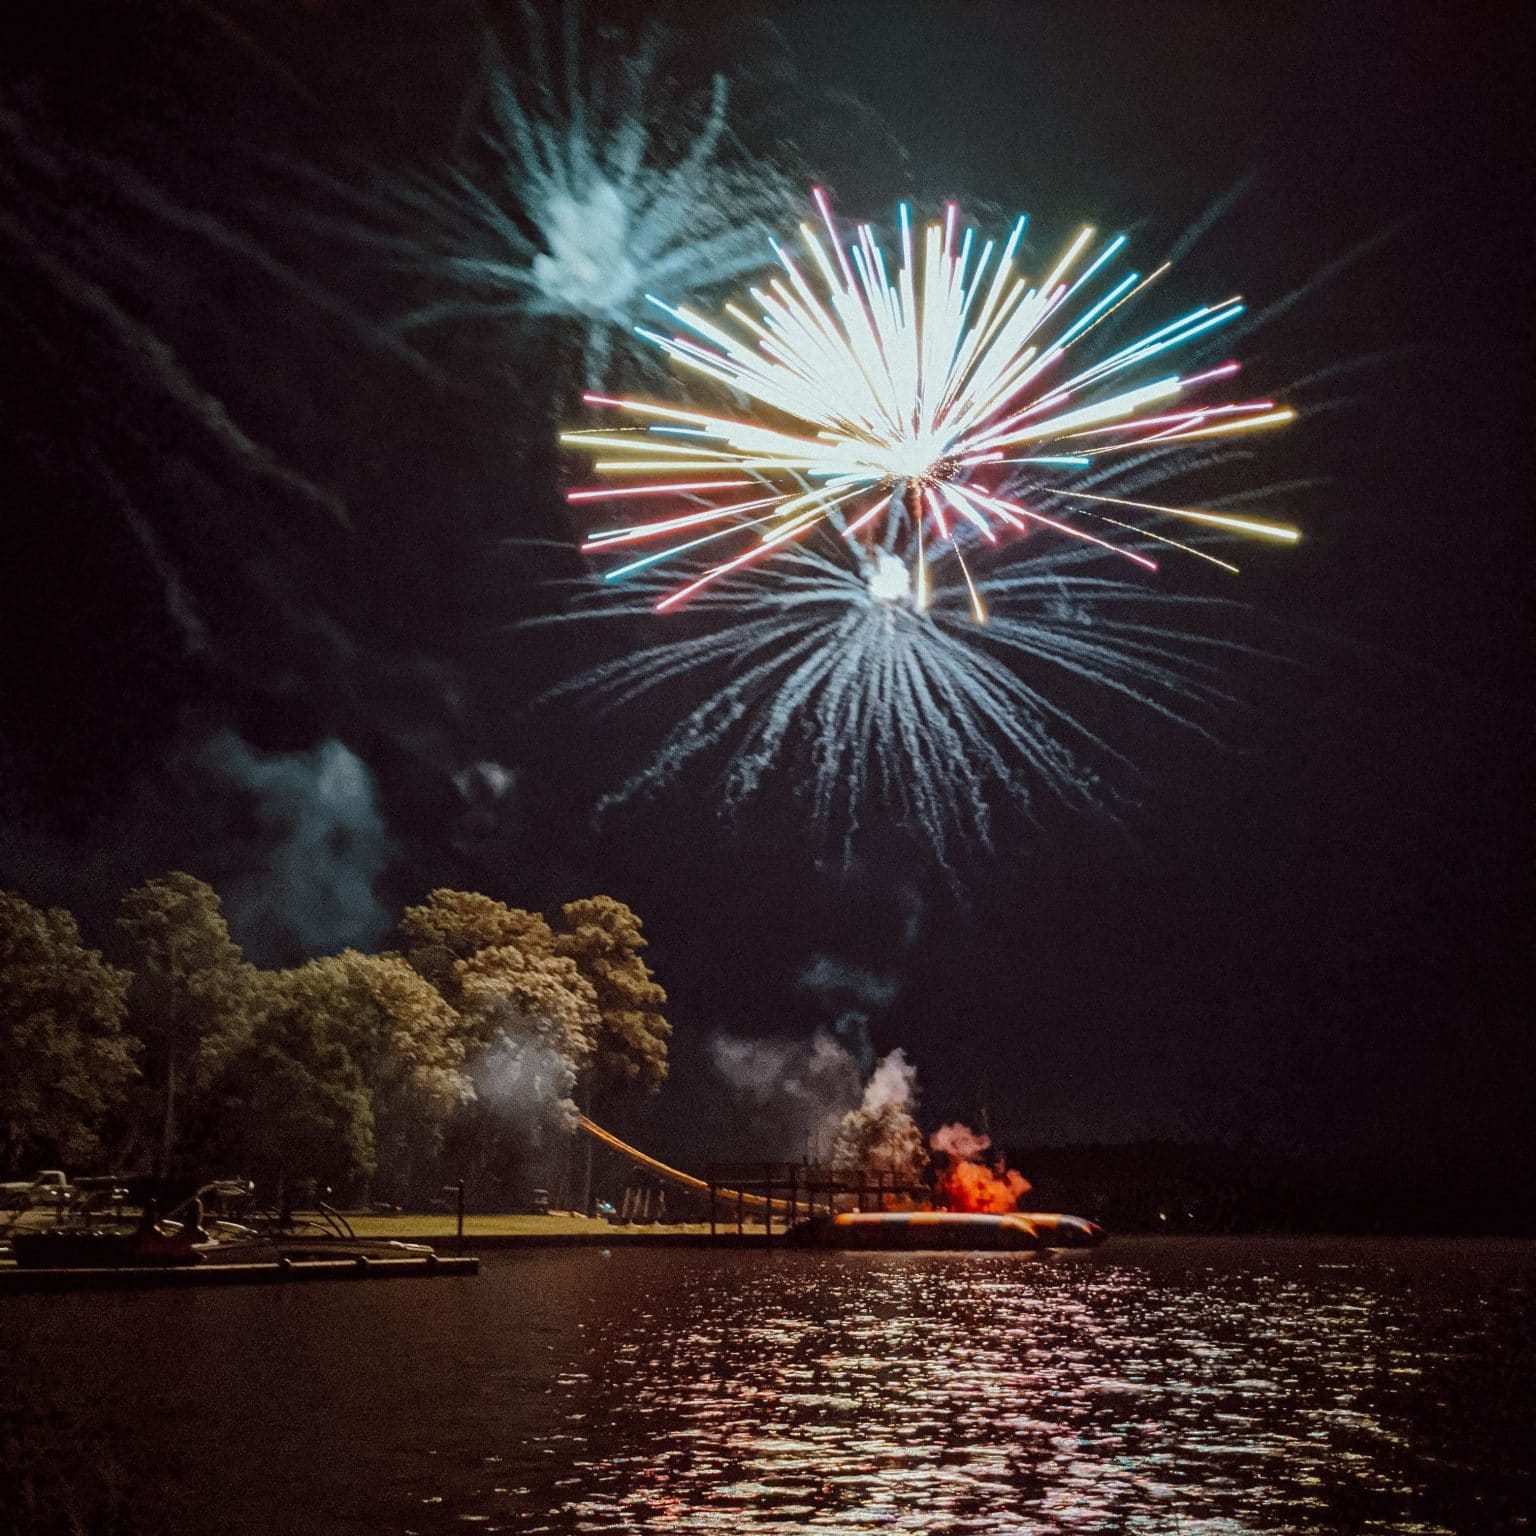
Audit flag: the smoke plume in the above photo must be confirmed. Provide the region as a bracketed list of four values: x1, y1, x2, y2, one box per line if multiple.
[709, 1029, 865, 1159]
[711, 1027, 929, 1185]
[197, 729, 393, 963]
[797, 954, 900, 1011]
[829, 1048, 926, 1181]
[471, 1033, 577, 1142]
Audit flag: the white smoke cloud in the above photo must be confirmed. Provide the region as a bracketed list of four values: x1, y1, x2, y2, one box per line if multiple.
[709, 1029, 866, 1160]
[471, 1032, 577, 1142]
[709, 1031, 925, 1167]
[829, 1045, 925, 1178]
[797, 953, 900, 1011]
[453, 760, 516, 802]
[794, 954, 904, 1076]
[860, 1048, 918, 1116]
[197, 729, 393, 962]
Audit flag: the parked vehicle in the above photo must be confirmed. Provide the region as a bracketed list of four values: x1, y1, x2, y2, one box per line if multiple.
[0, 1170, 69, 1208]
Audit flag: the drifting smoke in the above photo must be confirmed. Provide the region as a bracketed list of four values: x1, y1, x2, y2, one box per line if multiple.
[709, 1029, 864, 1158]
[450, 759, 520, 859]
[931, 1122, 1032, 1213]
[795, 952, 902, 1073]
[797, 954, 900, 1012]
[711, 1031, 928, 1183]
[197, 730, 393, 963]
[470, 1033, 577, 1142]
[715, 933, 924, 1174]
[862, 1049, 919, 1116]
[829, 1048, 926, 1183]
[453, 760, 517, 802]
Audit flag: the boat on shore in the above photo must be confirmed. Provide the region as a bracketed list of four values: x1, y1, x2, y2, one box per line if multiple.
[11, 1224, 274, 1269]
[7, 1181, 435, 1270]
[788, 1209, 1105, 1251]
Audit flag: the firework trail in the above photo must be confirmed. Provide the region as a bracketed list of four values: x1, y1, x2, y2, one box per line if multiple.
[0, 101, 355, 529]
[299, 7, 792, 388]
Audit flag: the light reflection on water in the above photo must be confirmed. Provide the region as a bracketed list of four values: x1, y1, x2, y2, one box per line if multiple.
[484, 1245, 1531, 1535]
[5, 1238, 1533, 1534]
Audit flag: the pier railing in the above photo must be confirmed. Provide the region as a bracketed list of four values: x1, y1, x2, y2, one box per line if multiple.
[575, 1117, 927, 1243]
[702, 1163, 929, 1243]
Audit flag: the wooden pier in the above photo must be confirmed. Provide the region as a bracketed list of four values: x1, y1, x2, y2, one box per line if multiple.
[0, 1253, 479, 1295]
[703, 1162, 928, 1244]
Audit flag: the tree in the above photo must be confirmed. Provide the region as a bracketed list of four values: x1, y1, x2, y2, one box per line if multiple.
[207, 965, 374, 1199]
[554, 896, 669, 1094]
[114, 873, 254, 1175]
[353, 951, 472, 1124]
[457, 945, 596, 1062]
[0, 891, 137, 1168]
[830, 1102, 927, 1183]
[399, 888, 596, 1068]
[201, 951, 472, 1202]
[400, 889, 603, 1204]
[399, 888, 556, 1004]
[829, 1050, 927, 1185]
[301, 950, 469, 1201]
[449, 944, 600, 1202]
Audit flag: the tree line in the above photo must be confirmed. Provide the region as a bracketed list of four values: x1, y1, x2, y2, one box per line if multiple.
[0, 875, 668, 1206]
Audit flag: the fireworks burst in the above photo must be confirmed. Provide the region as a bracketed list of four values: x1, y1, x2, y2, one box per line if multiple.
[547, 193, 1303, 852]
[541, 528, 1260, 856]
[563, 191, 1298, 606]
[308, 9, 791, 387]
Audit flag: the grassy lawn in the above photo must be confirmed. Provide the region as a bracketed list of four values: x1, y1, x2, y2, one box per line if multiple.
[1, 1209, 722, 1246]
[343, 1212, 715, 1239]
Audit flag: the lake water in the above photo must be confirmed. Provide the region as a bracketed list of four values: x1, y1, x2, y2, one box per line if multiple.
[3, 1238, 1533, 1534]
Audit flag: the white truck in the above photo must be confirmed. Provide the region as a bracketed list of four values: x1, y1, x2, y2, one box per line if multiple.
[0, 1169, 70, 1207]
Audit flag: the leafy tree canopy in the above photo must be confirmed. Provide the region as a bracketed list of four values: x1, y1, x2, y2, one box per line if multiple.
[114, 871, 254, 1079]
[555, 896, 669, 1092]
[210, 963, 375, 1194]
[114, 872, 255, 1172]
[830, 1102, 927, 1184]
[0, 890, 137, 1167]
[458, 943, 598, 1069]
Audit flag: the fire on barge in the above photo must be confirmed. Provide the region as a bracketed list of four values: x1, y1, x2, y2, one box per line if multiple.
[577, 1122, 1107, 1251]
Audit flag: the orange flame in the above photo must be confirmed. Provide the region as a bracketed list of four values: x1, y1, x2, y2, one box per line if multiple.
[930, 1122, 1032, 1213]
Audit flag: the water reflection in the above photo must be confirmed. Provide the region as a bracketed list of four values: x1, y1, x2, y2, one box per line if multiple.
[4, 1239, 1531, 1534]
[420, 1242, 1531, 1534]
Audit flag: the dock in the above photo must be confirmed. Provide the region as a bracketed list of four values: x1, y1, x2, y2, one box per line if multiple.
[0, 1253, 478, 1295]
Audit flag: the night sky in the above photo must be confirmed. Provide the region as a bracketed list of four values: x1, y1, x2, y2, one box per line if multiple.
[2, 2, 1530, 1214]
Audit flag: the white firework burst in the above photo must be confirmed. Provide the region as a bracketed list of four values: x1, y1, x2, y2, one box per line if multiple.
[544, 193, 1301, 854]
[538, 509, 1262, 859]
[305, 8, 792, 387]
